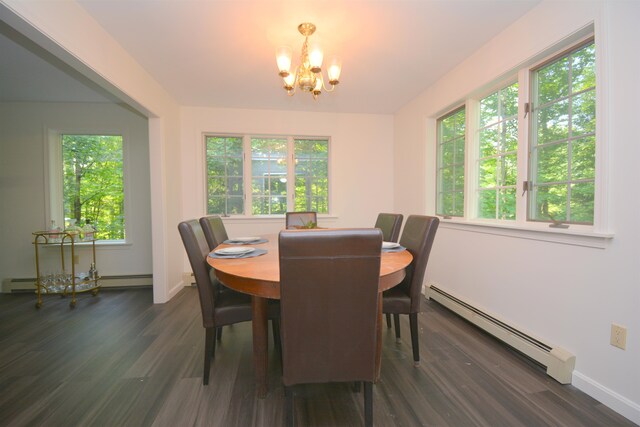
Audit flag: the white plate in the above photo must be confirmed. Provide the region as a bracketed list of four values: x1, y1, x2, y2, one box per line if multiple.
[382, 241, 400, 249]
[215, 247, 255, 255]
[230, 236, 261, 242]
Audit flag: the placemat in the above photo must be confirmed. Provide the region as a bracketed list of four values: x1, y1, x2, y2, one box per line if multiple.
[382, 246, 406, 253]
[208, 248, 268, 259]
[223, 238, 269, 245]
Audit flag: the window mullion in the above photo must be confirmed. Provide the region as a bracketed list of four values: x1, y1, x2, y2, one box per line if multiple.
[287, 136, 295, 211]
[243, 135, 252, 216]
[47, 131, 64, 228]
[466, 98, 479, 219]
[516, 67, 531, 226]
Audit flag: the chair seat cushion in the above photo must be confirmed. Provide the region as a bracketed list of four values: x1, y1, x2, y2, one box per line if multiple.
[214, 290, 252, 326]
[382, 287, 411, 314]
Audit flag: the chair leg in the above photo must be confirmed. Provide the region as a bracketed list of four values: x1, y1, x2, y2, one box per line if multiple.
[216, 326, 223, 341]
[409, 312, 420, 365]
[364, 381, 373, 427]
[272, 318, 281, 355]
[394, 314, 401, 341]
[385, 313, 391, 328]
[285, 386, 294, 427]
[204, 327, 215, 385]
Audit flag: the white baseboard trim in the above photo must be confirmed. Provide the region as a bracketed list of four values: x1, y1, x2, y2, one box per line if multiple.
[166, 279, 186, 301]
[572, 371, 640, 425]
[423, 284, 640, 425]
[425, 283, 575, 384]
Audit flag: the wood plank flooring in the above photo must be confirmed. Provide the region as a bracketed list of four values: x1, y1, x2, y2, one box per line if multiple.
[0, 287, 635, 426]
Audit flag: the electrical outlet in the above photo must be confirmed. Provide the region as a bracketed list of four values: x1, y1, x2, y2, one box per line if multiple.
[73, 254, 79, 265]
[610, 324, 627, 350]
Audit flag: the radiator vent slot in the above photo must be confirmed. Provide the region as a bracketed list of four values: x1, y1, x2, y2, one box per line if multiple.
[427, 284, 575, 384]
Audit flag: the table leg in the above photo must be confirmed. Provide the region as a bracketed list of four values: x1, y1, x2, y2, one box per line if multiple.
[375, 297, 383, 382]
[252, 296, 269, 398]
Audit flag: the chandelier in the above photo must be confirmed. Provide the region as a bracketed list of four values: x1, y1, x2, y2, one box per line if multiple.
[275, 23, 342, 100]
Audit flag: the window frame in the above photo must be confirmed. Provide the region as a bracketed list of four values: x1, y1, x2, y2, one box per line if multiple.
[432, 30, 611, 246]
[46, 129, 131, 244]
[204, 135, 245, 216]
[474, 80, 520, 222]
[527, 37, 597, 226]
[203, 133, 331, 218]
[435, 106, 466, 218]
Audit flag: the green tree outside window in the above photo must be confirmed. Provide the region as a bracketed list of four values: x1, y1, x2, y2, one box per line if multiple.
[437, 108, 466, 217]
[478, 82, 519, 220]
[62, 135, 124, 240]
[530, 41, 595, 224]
[294, 139, 329, 213]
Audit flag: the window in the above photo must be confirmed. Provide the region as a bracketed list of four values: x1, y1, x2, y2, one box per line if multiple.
[206, 136, 244, 215]
[294, 139, 329, 212]
[50, 134, 125, 240]
[434, 36, 597, 230]
[477, 82, 519, 220]
[529, 41, 596, 224]
[251, 137, 288, 215]
[205, 134, 330, 216]
[436, 107, 466, 217]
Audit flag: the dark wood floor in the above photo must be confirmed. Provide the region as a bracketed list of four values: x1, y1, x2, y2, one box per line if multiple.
[0, 287, 635, 427]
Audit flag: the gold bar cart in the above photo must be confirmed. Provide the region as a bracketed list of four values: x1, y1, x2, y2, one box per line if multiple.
[33, 231, 101, 309]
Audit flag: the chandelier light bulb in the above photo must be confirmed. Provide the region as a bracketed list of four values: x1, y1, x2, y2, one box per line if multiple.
[327, 57, 342, 85]
[283, 72, 296, 90]
[308, 42, 324, 73]
[276, 46, 292, 77]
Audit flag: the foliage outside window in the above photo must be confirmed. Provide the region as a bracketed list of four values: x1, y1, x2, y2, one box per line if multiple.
[206, 136, 244, 215]
[434, 37, 597, 229]
[61, 135, 125, 240]
[294, 139, 329, 213]
[436, 107, 466, 217]
[251, 137, 288, 215]
[529, 41, 596, 224]
[205, 134, 330, 216]
[477, 82, 519, 220]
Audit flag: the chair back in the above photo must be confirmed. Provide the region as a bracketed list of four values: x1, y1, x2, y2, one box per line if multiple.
[374, 213, 403, 242]
[279, 228, 382, 386]
[285, 211, 317, 229]
[398, 215, 439, 312]
[199, 215, 229, 250]
[178, 220, 215, 327]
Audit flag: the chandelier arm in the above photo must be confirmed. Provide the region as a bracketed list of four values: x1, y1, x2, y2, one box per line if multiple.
[321, 76, 337, 92]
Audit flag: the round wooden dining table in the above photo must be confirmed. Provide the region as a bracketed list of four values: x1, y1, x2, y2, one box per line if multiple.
[208, 232, 413, 398]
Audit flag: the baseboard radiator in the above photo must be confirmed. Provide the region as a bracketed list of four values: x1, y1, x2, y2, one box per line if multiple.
[2, 274, 153, 293]
[426, 284, 575, 384]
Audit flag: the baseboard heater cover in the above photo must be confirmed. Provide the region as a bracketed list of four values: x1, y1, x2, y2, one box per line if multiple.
[4, 274, 153, 292]
[426, 284, 575, 384]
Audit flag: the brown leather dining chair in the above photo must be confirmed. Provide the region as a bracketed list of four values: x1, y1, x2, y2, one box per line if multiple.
[279, 228, 382, 427]
[199, 215, 229, 249]
[375, 212, 403, 242]
[383, 215, 439, 366]
[178, 219, 278, 385]
[285, 211, 317, 229]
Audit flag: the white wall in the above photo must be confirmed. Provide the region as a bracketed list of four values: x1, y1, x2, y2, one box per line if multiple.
[0, 102, 152, 280]
[180, 106, 395, 238]
[394, 1, 640, 423]
[1, 0, 184, 303]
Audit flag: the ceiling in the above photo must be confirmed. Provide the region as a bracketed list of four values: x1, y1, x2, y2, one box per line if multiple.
[1, 0, 541, 114]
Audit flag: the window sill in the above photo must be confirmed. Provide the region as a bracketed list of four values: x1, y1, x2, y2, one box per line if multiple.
[220, 215, 339, 223]
[438, 218, 613, 249]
